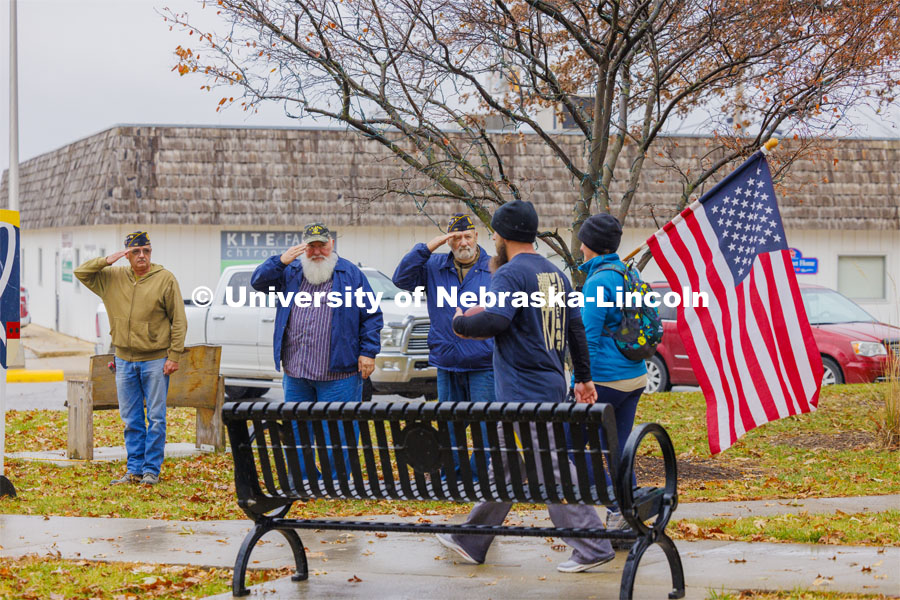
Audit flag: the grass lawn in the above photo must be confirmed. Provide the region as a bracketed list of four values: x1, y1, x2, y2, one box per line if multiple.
[0, 555, 290, 600]
[707, 590, 894, 600]
[674, 510, 900, 546]
[1, 384, 896, 535]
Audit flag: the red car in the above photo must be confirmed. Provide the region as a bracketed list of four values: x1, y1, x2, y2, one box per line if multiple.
[645, 283, 899, 393]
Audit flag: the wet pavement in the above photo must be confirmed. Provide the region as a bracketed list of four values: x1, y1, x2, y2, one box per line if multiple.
[2, 497, 898, 599]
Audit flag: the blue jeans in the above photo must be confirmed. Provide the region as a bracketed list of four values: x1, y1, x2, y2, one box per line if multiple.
[567, 384, 642, 512]
[115, 357, 169, 477]
[437, 369, 495, 479]
[282, 373, 362, 480]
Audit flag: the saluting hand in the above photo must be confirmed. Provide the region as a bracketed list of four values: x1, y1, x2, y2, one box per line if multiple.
[105, 249, 128, 265]
[426, 231, 464, 252]
[280, 243, 307, 265]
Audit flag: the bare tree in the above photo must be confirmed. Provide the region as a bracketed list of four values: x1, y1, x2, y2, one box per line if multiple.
[165, 0, 899, 275]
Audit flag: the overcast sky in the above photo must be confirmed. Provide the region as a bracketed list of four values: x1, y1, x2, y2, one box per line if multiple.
[2, 0, 898, 174]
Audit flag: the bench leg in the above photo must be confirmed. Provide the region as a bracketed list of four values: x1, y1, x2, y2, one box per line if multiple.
[657, 532, 685, 599]
[618, 534, 685, 600]
[276, 528, 309, 582]
[619, 537, 650, 600]
[67, 380, 94, 460]
[232, 522, 272, 596]
[232, 522, 309, 596]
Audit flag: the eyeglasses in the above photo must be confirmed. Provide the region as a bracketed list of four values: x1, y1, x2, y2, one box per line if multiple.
[129, 248, 152, 256]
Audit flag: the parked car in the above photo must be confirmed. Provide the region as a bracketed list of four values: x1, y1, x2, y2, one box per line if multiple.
[644, 283, 899, 393]
[20, 285, 30, 326]
[95, 265, 436, 401]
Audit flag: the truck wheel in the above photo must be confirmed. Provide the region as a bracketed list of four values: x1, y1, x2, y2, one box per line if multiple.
[362, 378, 373, 402]
[225, 386, 250, 399]
[245, 388, 269, 399]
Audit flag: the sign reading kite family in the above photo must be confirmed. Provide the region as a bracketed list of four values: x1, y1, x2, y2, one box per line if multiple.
[220, 230, 337, 271]
[0, 210, 21, 369]
[789, 248, 818, 274]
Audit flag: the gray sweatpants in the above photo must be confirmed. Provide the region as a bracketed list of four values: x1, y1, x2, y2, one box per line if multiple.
[452, 422, 614, 564]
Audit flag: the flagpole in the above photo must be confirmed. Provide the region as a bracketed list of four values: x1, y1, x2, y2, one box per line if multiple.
[621, 137, 780, 264]
[1, 0, 19, 499]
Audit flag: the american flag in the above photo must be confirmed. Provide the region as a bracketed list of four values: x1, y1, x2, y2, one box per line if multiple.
[647, 152, 823, 454]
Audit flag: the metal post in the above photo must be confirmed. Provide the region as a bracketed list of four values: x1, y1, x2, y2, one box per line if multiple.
[1, 0, 20, 498]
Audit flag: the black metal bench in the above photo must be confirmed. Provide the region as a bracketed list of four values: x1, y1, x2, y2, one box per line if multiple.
[223, 400, 685, 599]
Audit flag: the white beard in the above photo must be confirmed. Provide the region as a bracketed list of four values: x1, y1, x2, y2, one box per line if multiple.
[453, 245, 477, 262]
[300, 252, 338, 285]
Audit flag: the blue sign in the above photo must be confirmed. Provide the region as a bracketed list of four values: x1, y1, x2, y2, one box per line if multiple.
[0, 210, 21, 369]
[789, 248, 818, 275]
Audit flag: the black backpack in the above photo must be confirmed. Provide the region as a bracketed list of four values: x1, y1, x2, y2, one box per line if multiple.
[596, 263, 664, 361]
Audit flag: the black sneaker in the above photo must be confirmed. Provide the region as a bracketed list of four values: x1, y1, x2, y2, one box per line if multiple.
[111, 473, 141, 485]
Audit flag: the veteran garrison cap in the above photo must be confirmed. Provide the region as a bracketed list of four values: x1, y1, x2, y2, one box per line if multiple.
[302, 222, 333, 244]
[448, 214, 475, 232]
[124, 231, 150, 247]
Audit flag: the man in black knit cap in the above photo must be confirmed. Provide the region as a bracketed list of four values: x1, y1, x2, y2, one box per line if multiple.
[435, 200, 616, 573]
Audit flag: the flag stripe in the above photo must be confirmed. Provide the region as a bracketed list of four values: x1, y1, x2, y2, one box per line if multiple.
[745, 267, 795, 419]
[754, 254, 807, 414]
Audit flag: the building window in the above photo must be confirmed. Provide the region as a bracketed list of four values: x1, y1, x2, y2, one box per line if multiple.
[38, 248, 43, 286]
[837, 256, 885, 300]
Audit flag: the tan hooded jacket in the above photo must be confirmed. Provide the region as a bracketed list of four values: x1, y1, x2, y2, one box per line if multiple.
[75, 256, 187, 363]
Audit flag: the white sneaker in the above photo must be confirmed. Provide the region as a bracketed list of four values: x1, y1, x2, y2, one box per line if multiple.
[557, 554, 615, 573]
[606, 511, 628, 530]
[436, 533, 482, 564]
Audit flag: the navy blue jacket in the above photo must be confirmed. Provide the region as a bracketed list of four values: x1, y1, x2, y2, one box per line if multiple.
[251, 255, 383, 373]
[392, 243, 493, 372]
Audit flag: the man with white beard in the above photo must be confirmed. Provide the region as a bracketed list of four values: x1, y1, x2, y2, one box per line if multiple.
[251, 223, 382, 478]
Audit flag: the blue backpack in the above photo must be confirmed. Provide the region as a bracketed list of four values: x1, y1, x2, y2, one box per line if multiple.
[597, 263, 664, 361]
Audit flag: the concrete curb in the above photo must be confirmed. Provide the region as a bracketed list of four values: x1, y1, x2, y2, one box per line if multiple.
[7, 369, 65, 383]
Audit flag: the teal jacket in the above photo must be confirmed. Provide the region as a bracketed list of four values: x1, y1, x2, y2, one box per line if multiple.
[579, 254, 648, 383]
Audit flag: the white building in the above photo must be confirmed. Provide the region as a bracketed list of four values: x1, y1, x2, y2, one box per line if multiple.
[2, 125, 897, 343]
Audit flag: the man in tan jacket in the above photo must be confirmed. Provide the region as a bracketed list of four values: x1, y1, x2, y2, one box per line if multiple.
[75, 231, 187, 486]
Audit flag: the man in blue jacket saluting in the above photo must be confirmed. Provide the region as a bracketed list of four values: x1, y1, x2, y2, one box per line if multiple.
[251, 222, 382, 478]
[393, 214, 495, 405]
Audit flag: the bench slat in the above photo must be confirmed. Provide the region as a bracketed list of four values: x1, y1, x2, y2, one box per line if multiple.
[551, 422, 578, 504]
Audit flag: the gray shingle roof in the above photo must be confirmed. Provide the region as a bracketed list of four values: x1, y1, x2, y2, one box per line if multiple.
[2, 125, 897, 230]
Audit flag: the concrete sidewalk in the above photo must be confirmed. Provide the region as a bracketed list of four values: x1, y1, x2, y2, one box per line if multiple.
[2, 496, 897, 598]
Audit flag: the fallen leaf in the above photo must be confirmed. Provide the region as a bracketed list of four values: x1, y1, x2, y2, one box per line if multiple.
[348, 575, 362, 583]
[729, 558, 747, 564]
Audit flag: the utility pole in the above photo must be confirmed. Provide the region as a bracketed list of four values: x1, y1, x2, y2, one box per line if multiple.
[1, 0, 20, 498]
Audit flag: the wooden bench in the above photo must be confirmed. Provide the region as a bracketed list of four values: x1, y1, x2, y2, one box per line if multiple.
[223, 400, 685, 599]
[67, 345, 226, 460]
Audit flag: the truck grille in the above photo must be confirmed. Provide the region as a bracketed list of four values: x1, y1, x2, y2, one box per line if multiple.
[406, 321, 430, 353]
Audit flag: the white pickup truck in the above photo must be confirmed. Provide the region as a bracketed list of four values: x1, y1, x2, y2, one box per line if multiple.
[95, 264, 437, 401]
